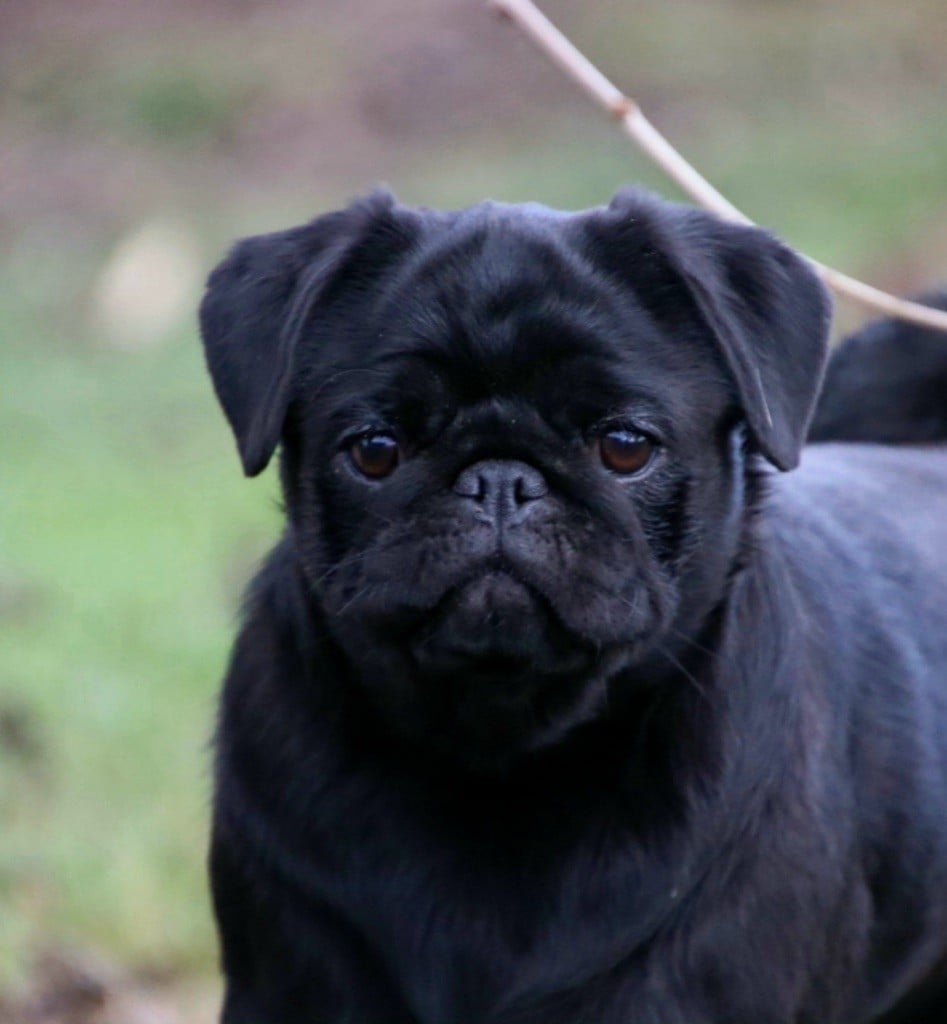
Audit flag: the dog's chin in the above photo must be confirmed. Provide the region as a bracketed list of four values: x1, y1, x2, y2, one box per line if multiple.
[356, 570, 629, 770]
[323, 562, 658, 769]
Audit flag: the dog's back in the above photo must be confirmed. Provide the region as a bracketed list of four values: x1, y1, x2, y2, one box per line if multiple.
[801, 303, 947, 1023]
[787, 442, 947, 574]
[805, 298, 947, 604]
[804, 298, 947, 593]
[778, 443, 947, 1022]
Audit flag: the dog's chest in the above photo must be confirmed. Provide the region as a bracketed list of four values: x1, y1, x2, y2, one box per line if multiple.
[304, 777, 690, 1023]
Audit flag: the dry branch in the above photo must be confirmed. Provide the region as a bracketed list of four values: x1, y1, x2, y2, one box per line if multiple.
[489, 0, 947, 334]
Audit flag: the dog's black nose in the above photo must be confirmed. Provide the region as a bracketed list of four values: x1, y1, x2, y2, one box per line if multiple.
[453, 459, 548, 526]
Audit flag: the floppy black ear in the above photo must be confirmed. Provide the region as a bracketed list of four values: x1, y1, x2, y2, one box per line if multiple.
[590, 189, 833, 470]
[199, 189, 415, 476]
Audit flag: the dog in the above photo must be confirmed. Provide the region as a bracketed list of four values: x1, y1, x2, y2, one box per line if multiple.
[810, 289, 947, 445]
[200, 188, 947, 1024]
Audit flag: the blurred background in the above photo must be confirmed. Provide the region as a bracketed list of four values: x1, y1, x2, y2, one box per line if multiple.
[2, 0, 946, 1020]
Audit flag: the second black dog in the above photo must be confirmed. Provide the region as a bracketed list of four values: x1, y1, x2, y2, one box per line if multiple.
[811, 289, 947, 445]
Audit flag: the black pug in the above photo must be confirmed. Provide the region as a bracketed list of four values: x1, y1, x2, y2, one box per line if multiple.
[810, 289, 947, 445]
[200, 188, 947, 1024]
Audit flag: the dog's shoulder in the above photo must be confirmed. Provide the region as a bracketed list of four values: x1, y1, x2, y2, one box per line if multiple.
[773, 443, 947, 559]
[764, 444, 947, 681]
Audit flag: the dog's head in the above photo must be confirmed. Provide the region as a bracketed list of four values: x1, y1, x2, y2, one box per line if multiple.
[201, 188, 831, 765]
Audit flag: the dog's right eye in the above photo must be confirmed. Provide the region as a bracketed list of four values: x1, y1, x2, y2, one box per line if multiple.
[350, 433, 400, 480]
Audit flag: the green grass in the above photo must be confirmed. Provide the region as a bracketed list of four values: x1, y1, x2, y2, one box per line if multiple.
[0, 308, 280, 986]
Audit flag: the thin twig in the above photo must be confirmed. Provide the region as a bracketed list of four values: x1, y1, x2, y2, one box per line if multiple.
[489, 0, 947, 334]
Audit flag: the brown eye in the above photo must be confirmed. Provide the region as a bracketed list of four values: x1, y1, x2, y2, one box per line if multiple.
[598, 429, 655, 475]
[350, 433, 400, 479]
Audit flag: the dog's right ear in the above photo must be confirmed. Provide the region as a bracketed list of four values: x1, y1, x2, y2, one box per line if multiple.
[199, 189, 417, 476]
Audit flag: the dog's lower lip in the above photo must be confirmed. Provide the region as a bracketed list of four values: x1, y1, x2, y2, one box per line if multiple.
[407, 572, 596, 684]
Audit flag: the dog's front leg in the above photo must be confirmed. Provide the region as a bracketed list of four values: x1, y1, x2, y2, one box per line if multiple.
[211, 833, 418, 1024]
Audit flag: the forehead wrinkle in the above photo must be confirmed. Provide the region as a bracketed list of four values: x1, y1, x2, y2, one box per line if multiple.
[374, 236, 632, 380]
[380, 206, 615, 316]
[362, 207, 720, 420]
[391, 318, 620, 410]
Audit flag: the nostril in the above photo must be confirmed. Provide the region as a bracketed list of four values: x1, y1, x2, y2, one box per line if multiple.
[454, 466, 487, 502]
[513, 468, 547, 505]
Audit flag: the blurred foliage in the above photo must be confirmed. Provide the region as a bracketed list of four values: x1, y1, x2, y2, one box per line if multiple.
[1, 0, 946, 1013]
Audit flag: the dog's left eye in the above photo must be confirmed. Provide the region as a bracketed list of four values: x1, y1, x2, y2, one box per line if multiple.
[350, 433, 400, 479]
[598, 429, 656, 475]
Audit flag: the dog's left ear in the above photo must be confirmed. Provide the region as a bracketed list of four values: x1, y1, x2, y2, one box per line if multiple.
[588, 190, 833, 470]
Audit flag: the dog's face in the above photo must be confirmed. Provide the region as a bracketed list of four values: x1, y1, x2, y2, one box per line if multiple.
[201, 189, 831, 765]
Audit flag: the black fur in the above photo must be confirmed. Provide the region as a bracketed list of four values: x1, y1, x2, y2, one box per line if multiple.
[810, 290, 947, 445]
[200, 188, 947, 1024]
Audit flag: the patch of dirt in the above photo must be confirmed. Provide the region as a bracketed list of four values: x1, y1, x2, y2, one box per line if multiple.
[0, 950, 217, 1024]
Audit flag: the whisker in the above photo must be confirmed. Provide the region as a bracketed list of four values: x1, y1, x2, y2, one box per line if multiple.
[655, 641, 712, 705]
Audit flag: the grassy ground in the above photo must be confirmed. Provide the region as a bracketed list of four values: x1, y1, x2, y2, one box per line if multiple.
[2, 1, 947, 1018]
[0, 307, 280, 991]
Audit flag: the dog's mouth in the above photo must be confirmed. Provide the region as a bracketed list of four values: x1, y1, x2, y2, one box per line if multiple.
[326, 562, 644, 766]
[408, 570, 594, 692]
